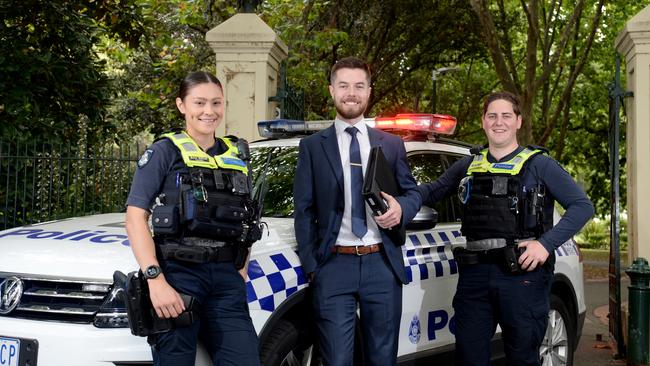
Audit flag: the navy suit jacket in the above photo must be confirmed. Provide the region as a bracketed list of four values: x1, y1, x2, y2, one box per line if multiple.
[293, 124, 421, 284]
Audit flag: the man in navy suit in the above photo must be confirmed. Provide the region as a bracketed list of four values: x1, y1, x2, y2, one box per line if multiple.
[293, 57, 421, 366]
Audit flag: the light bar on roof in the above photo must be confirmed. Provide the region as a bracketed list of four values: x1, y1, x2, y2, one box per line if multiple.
[257, 119, 334, 138]
[374, 113, 457, 135]
[257, 114, 457, 139]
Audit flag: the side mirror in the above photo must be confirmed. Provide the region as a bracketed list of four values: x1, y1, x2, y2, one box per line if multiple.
[406, 206, 438, 231]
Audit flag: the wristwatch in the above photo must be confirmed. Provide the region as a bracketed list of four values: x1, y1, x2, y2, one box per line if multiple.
[143, 265, 162, 280]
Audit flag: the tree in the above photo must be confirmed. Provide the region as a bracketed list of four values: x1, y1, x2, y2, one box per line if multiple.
[8, 0, 636, 215]
[469, 0, 605, 149]
[262, 0, 486, 119]
[556, 2, 649, 214]
[0, 0, 145, 145]
[107, 0, 486, 136]
[466, 1, 650, 215]
[107, 0, 238, 139]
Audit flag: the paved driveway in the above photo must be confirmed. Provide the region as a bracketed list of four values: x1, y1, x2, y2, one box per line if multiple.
[575, 264, 629, 366]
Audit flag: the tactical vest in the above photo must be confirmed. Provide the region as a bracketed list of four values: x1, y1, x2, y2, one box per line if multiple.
[459, 147, 552, 242]
[151, 131, 252, 243]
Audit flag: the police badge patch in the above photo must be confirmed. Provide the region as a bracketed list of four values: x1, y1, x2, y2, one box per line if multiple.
[408, 314, 421, 344]
[138, 149, 154, 168]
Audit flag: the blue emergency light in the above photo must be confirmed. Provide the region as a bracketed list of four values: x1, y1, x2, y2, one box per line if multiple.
[257, 119, 334, 138]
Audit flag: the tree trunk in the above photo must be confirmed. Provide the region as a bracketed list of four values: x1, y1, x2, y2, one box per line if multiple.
[519, 92, 534, 145]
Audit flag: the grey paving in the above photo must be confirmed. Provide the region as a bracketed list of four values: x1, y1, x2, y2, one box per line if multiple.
[575, 276, 630, 365]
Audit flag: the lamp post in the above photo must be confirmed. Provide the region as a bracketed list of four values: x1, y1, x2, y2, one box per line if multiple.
[432, 66, 459, 113]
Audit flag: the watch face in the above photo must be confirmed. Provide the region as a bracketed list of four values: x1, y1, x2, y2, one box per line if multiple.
[145, 265, 161, 279]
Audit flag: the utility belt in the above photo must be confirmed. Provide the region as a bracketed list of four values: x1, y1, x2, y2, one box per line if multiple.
[156, 244, 236, 263]
[454, 237, 554, 274]
[454, 246, 525, 274]
[154, 236, 249, 269]
[465, 238, 508, 251]
[455, 237, 530, 274]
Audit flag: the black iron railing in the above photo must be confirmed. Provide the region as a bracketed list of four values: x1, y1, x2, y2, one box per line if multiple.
[0, 140, 144, 230]
[269, 62, 305, 121]
[608, 53, 633, 358]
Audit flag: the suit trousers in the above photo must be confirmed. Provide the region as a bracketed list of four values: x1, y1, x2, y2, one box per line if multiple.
[452, 262, 552, 366]
[311, 250, 402, 366]
[152, 259, 260, 366]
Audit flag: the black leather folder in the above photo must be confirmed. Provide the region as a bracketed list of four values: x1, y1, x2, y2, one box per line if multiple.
[362, 146, 406, 245]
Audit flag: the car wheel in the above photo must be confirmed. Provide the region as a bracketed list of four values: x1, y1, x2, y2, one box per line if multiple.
[540, 294, 575, 366]
[259, 319, 322, 366]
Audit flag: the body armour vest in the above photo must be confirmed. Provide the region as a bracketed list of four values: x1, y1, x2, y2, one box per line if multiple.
[151, 131, 252, 243]
[459, 147, 553, 243]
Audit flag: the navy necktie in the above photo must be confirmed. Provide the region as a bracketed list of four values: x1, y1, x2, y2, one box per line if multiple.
[346, 126, 367, 239]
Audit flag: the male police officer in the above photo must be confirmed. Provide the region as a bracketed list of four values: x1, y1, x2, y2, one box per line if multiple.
[418, 91, 594, 365]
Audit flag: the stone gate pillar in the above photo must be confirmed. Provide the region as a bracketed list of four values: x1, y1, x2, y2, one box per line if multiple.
[616, 5, 650, 262]
[206, 13, 288, 141]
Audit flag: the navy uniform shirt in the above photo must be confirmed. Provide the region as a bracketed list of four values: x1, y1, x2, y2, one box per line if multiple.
[126, 136, 227, 210]
[418, 146, 594, 254]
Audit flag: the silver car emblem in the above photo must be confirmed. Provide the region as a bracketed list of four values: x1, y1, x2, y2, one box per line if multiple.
[0, 276, 23, 315]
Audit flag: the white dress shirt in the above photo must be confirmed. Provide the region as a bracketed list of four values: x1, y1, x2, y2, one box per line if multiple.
[334, 118, 383, 246]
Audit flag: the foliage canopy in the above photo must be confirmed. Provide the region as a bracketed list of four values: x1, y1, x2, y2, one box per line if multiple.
[2, 0, 648, 216]
[0, 0, 147, 145]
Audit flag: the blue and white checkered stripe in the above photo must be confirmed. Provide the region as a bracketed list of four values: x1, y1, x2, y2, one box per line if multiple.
[246, 250, 308, 312]
[402, 230, 461, 282]
[555, 240, 579, 257]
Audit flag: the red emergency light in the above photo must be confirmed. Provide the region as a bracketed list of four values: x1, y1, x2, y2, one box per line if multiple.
[374, 113, 457, 135]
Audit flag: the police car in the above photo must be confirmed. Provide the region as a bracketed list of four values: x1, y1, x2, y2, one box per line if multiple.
[0, 114, 585, 366]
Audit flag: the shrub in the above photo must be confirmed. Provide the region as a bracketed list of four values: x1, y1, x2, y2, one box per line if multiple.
[575, 215, 628, 250]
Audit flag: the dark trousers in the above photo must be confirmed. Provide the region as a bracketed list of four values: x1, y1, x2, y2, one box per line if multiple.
[311, 250, 402, 366]
[453, 262, 552, 366]
[153, 260, 260, 366]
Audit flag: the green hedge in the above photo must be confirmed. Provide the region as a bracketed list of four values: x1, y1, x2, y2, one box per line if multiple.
[575, 216, 627, 250]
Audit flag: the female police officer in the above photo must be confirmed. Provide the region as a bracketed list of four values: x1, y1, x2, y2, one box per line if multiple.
[125, 71, 260, 366]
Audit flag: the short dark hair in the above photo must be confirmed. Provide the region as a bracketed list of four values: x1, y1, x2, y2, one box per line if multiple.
[482, 91, 521, 116]
[178, 71, 223, 101]
[329, 57, 371, 85]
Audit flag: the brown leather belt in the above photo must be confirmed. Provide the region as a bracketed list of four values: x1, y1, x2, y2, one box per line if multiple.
[332, 243, 383, 256]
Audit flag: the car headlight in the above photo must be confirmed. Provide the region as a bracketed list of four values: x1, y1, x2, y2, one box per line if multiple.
[93, 282, 129, 328]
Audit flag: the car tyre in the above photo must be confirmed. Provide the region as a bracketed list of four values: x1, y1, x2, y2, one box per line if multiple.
[540, 294, 575, 366]
[259, 318, 322, 366]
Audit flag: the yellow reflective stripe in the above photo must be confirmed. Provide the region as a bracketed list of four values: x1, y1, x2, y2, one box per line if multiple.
[215, 137, 248, 174]
[467, 148, 542, 175]
[163, 131, 218, 169]
[162, 132, 248, 174]
[467, 153, 486, 172]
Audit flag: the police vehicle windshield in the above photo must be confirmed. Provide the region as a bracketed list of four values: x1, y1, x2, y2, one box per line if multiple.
[250, 114, 466, 220]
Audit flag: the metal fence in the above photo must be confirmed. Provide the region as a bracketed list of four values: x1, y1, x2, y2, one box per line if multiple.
[0, 140, 145, 230]
[608, 54, 633, 358]
[269, 62, 305, 120]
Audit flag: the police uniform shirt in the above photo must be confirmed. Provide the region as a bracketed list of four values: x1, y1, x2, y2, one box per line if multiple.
[126, 136, 228, 210]
[418, 146, 594, 254]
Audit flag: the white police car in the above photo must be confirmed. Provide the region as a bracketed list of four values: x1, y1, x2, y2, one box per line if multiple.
[0, 114, 585, 366]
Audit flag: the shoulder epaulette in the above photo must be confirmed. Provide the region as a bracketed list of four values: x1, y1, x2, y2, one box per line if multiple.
[527, 144, 549, 154]
[469, 144, 487, 155]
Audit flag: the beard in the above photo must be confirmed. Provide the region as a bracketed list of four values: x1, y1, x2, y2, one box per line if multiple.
[334, 98, 368, 120]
